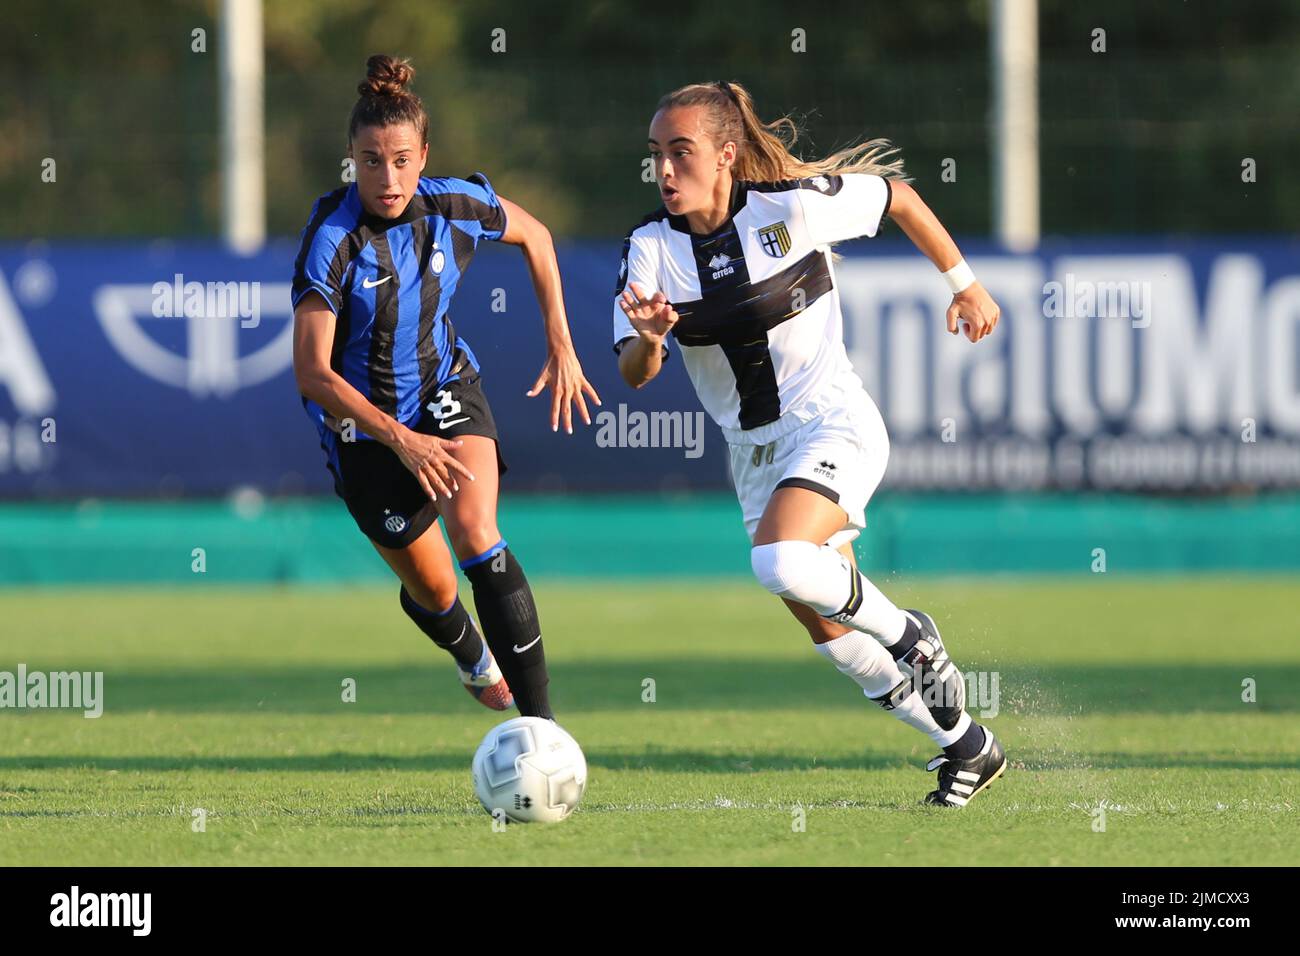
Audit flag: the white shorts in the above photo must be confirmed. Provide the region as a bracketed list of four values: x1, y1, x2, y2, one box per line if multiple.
[727, 388, 890, 548]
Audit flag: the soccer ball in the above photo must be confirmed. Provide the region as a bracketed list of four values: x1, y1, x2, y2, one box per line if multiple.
[471, 716, 587, 823]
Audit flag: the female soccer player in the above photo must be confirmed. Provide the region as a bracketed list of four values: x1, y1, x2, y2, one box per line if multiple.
[293, 55, 598, 719]
[614, 81, 1005, 807]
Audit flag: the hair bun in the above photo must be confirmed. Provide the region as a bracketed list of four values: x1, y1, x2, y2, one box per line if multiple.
[358, 54, 414, 98]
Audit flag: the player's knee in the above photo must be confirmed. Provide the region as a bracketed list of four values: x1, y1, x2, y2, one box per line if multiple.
[751, 540, 821, 598]
[807, 616, 850, 645]
[446, 512, 501, 559]
[400, 577, 457, 615]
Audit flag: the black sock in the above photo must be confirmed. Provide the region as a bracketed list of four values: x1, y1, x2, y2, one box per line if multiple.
[943, 722, 986, 761]
[887, 614, 921, 662]
[461, 542, 552, 719]
[399, 587, 484, 671]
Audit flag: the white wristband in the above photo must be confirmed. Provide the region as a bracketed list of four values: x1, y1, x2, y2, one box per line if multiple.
[942, 258, 976, 294]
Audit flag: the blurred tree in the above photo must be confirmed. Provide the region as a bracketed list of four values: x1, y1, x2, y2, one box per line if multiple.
[2, 0, 1297, 241]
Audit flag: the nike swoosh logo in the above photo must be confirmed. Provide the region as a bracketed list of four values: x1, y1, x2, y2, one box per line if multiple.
[362, 275, 392, 288]
[438, 417, 470, 429]
[447, 622, 467, 646]
[513, 635, 541, 653]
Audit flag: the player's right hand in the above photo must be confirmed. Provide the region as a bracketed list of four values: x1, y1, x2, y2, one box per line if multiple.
[620, 280, 680, 340]
[392, 428, 476, 500]
[946, 281, 1000, 343]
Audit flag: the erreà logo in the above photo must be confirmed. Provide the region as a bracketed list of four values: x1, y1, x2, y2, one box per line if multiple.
[813, 459, 837, 479]
[708, 253, 734, 280]
[93, 279, 294, 398]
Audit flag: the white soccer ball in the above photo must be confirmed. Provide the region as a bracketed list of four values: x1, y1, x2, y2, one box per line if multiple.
[471, 716, 587, 823]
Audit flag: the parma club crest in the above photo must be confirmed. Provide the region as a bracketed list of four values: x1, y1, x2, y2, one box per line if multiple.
[758, 221, 792, 258]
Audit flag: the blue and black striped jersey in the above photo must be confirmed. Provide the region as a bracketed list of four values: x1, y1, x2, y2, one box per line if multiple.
[292, 173, 508, 460]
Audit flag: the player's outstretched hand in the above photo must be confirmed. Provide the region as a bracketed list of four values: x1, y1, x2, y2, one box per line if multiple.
[527, 346, 602, 434]
[392, 427, 476, 500]
[620, 281, 680, 340]
[946, 282, 1000, 343]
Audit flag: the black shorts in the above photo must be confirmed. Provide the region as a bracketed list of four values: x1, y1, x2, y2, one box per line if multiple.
[332, 371, 507, 549]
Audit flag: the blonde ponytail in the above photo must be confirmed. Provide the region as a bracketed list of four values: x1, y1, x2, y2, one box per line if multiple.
[655, 80, 908, 184]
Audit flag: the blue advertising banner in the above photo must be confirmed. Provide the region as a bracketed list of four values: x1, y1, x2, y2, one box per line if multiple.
[1, 237, 1298, 496]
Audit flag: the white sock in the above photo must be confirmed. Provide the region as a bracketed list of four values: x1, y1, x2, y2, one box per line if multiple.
[815, 631, 971, 748]
[753, 541, 907, 644]
[813, 630, 900, 697]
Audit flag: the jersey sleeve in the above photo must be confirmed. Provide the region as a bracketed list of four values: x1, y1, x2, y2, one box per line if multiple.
[434, 172, 509, 242]
[796, 173, 892, 247]
[292, 200, 348, 316]
[612, 231, 669, 360]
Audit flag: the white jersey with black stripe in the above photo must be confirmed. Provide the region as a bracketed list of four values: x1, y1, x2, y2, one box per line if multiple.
[613, 173, 892, 446]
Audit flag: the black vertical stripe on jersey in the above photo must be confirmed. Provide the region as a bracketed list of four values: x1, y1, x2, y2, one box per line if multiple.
[466, 172, 508, 236]
[691, 221, 782, 431]
[368, 233, 401, 416]
[292, 187, 349, 310]
[326, 230, 371, 375]
[449, 222, 477, 280]
[722, 338, 782, 429]
[672, 246, 835, 430]
[408, 217, 442, 396]
[445, 223, 477, 374]
[331, 284, 352, 376]
[692, 221, 749, 302]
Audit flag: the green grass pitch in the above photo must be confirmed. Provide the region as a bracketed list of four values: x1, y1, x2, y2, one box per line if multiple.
[1, 577, 1296, 865]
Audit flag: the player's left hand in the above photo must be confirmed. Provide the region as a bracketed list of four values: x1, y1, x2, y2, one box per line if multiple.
[947, 282, 1000, 343]
[527, 346, 602, 434]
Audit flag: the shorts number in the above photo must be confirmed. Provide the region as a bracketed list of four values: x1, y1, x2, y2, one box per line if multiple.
[427, 389, 463, 420]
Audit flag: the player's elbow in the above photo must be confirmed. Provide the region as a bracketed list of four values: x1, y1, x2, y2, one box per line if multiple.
[617, 352, 651, 389]
[520, 217, 555, 254]
[293, 357, 332, 402]
[618, 364, 643, 390]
